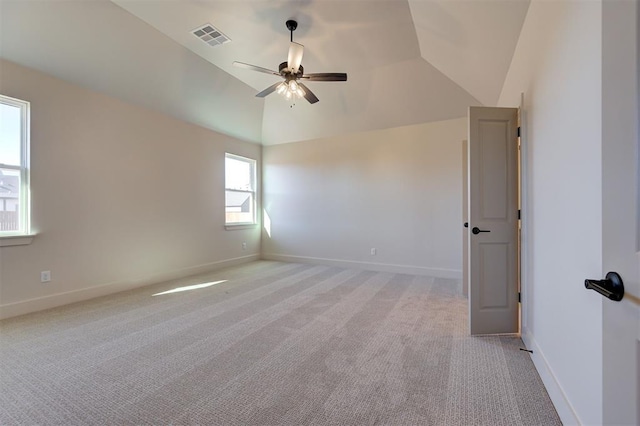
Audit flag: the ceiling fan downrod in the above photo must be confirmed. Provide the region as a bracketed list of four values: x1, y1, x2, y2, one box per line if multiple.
[286, 19, 297, 42]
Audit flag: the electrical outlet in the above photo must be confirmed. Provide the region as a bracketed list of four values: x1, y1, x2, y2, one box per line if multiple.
[242, 242, 247, 251]
[41, 271, 51, 283]
[370, 248, 377, 256]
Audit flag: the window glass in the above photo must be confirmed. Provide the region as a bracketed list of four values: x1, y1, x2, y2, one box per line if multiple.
[0, 95, 30, 235]
[225, 153, 256, 225]
[0, 103, 22, 166]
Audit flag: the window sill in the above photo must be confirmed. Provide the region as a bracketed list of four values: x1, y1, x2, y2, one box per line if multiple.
[225, 223, 257, 231]
[0, 234, 36, 247]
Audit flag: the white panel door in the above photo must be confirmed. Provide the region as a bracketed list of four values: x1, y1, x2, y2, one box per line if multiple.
[601, 1, 639, 423]
[468, 106, 519, 335]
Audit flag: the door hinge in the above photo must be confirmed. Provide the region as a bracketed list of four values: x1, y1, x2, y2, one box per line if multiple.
[518, 292, 521, 303]
[518, 209, 521, 220]
[517, 126, 521, 138]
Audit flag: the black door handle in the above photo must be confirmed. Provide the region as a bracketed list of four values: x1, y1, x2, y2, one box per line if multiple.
[464, 222, 468, 228]
[472, 227, 490, 235]
[585, 272, 625, 301]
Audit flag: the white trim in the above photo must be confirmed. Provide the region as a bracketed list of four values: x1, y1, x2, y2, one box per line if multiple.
[0, 163, 20, 170]
[225, 223, 257, 230]
[0, 94, 30, 236]
[0, 234, 35, 246]
[521, 326, 582, 425]
[0, 254, 259, 320]
[21, 94, 30, 235]
[261, 253, 462, 279]
[225, 152, 257, 226]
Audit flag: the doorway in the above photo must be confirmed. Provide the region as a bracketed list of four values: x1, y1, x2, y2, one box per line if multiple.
[465, 106, 521, 335]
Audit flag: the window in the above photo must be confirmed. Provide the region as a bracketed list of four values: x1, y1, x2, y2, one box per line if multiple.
[225, 153, 256, 226]
[0, 95, 30, 236]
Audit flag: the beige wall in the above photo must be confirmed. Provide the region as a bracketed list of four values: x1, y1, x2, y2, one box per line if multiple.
[498, 1, 603, 423]
[262, 118, 466, 278]
[0, 60, 261, 318]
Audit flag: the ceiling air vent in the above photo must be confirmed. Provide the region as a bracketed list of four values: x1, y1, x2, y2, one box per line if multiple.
[192, 24, 230, 47]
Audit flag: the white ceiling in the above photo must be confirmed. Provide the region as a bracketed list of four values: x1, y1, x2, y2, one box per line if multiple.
[0, 0, 530, 145]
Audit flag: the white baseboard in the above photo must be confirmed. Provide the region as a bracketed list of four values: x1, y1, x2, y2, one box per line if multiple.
[261, 253, 462, 279]
[0, 254, 259, 320]
[521, 326, 582, 425]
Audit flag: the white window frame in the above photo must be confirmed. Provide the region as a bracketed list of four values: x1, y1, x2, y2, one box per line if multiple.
[0, 94, 31, 242]
[225, 153, 257, 227]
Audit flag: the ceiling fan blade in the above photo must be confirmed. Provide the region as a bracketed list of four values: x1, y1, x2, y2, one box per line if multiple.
[297, 82, 319, 104]
[301, 73, 348, 82]
[287, 42, 304, 73]
[255, 82, 283, 98]
[233, 61, 281, 76]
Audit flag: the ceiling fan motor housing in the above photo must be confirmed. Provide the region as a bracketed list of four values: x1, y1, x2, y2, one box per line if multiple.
[279, 61, 304, 78]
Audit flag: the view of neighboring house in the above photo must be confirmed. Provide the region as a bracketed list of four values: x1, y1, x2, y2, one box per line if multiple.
[0, 170, 19, 231]
[225, 190, 252, 224]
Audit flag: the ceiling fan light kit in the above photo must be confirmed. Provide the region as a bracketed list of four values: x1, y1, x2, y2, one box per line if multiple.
[233, 20, 347, 105]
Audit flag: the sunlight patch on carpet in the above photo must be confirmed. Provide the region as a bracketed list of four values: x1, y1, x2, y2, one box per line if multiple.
[152, 280, 227, 296]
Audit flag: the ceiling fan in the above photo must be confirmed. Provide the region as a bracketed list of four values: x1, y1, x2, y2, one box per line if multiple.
[233, 20, 347, 104]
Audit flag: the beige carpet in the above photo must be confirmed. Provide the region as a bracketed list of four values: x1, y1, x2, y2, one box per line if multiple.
[0, 261, 561, 425]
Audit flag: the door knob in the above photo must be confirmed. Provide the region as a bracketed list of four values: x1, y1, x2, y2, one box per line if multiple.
[472, 227, 490, 235]
[464, 222, 468, 228]
[585, 272, 625, 301]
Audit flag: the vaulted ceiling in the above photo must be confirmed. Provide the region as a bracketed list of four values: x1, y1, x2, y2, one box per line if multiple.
[0, 0, 530, 145]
